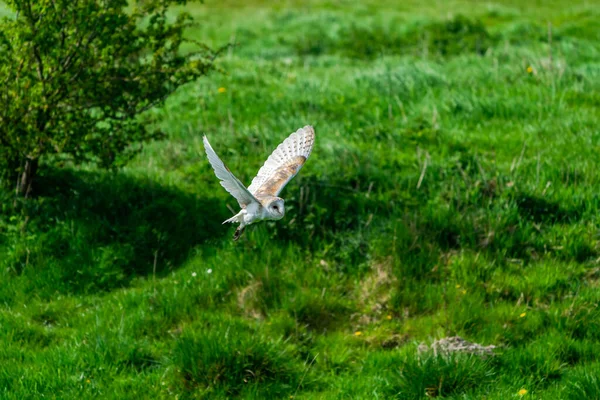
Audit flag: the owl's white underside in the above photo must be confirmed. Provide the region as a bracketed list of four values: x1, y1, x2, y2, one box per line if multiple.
[222, 199, 283, 227]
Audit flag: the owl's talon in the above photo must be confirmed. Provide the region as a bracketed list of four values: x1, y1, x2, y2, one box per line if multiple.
[233, 226, 245, 241]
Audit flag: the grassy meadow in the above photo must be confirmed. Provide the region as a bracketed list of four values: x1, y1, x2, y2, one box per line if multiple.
[1, 0, 600, 398]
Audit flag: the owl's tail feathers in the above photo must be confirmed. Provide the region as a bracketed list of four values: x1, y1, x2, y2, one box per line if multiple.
[222, 211, 243, 225]
[223, 215, 239, 224]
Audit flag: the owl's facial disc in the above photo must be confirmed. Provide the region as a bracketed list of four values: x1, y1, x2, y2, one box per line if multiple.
[269, 199, 285, 219]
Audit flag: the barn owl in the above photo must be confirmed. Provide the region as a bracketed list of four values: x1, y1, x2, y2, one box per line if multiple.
[203, 125, 315, 240]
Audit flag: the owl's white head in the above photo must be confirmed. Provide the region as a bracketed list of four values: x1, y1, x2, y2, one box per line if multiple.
[267, 198, 285, 220]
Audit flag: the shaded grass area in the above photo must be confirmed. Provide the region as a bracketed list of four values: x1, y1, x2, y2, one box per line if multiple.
[1, 0, 600, 398]
[1, 168, 225, 298]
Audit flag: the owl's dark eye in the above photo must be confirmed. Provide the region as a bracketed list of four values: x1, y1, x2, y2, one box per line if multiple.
[273, 205, 279, 211]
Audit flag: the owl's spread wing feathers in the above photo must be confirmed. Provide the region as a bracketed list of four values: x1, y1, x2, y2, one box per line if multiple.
[203, 135, 259, 208]
[248, 125, 315, 198]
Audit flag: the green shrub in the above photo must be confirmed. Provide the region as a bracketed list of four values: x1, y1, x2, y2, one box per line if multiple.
[0, 0, 216, 196]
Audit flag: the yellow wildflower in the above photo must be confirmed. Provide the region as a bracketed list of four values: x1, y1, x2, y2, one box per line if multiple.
[86, 379, 91, 383]
[527, 66, 533, 74]
[218, 87, 227, 93]
[518, 388, 528, 396]
[386, 315, 392, 320]
[520, 312, 526, 318]
[461, 289, 467, 295]
[456, 284, 461, 288]
[354, 331, 362, 336]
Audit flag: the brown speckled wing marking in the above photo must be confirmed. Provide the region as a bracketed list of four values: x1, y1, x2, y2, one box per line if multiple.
[254, 156, 306, 197]
[248, 125, 315, 197]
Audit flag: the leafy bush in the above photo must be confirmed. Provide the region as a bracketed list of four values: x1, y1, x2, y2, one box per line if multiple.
[0, 0, 216, 196]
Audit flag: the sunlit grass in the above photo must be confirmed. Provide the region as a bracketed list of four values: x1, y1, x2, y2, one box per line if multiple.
[1, 0, 599, 398]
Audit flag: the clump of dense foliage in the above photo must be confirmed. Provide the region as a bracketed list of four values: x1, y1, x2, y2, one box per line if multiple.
[0, 0, 215, 196]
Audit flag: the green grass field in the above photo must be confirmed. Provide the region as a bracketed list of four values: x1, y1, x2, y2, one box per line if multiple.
[1, 0, 600, 398]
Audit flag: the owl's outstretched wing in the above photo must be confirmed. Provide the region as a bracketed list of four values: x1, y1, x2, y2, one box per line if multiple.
[203, 135, 259, 208]
[248, 125, 315, 198]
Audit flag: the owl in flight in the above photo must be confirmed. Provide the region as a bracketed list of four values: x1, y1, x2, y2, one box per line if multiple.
[203, 125, 315, 240]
